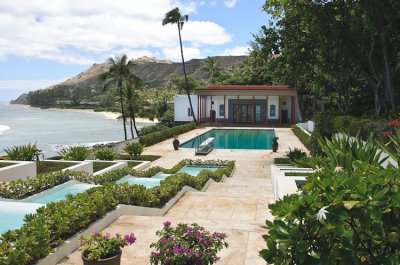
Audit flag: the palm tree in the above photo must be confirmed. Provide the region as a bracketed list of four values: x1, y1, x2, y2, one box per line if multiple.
[101, 54, 135, 141]
[124, 78, 142, 138]
[162, 7, 197, 124]
[201, 56, 221, 82]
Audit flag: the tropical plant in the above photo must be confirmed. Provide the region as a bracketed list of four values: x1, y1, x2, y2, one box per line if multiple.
[162, 7, 197, 124]
[124, 142, 144, 159]
[59, 146, 90, 161]
[124, 79, 142, 138]
[150, 222, 228, 265]
[101, 54, 139, 140]
[79, 231, 136, 261]
[3, 142, 42, 161]
[201, 56, 221, 82]
[378, 126, 400, 165]
[160, 109, 174, 125]
[260, 164, 400, 264]
[95, 147, 117, 161]
[318, 133, 387, 170]
[287, 147, 307, 161]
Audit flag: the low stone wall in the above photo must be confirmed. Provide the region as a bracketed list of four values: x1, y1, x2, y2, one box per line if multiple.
[62, 161, 93, 175]
[92, 161, 128, 176]
[0, 161, 36, 181]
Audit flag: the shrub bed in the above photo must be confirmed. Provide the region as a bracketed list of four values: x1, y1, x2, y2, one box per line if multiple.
[274, 157, 291, 164]
[291, 125, 311, 150]
[0, 170, 91, 199]
[36, 161, 77, 174]
[260, 165, 400, 264]
[0, 160, 234, 265]
[138, 124, 168, 136]
[139, 122, 196, 146]
[93, 161, 116, 173]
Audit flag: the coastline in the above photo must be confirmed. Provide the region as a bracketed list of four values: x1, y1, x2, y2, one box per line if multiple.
[46, 107, 158, 123]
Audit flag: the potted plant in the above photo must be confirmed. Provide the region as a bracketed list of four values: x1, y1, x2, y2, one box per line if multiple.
[79, 231, 136, 265]
[272, 137, 279, 152]
[150, 221, 228, 265]
[173, 136, 180, 150]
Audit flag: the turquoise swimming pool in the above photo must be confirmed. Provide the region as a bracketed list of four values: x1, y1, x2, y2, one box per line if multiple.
[116, 175, 162, 188]
[0, 201, 43, 234]
[180, 129, 275, 150]
[22, 180, 98, 204]
[177, 165, 225, 176]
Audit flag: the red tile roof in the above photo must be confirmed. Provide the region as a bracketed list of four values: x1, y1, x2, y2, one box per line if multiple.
[200, 85, 289, 90]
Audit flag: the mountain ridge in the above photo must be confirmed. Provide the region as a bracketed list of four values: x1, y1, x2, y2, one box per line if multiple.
[11, 55, 247, 104]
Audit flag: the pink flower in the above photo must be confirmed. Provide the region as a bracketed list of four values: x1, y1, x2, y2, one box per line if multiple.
[384, 130, 392, 136]
[389, 120, 399, 127]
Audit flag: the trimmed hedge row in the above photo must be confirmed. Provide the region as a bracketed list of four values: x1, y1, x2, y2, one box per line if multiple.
[0, 170, 91, 199]
[139, 122, 196, 146]
[0, 160, 235, 265]
[138, 124, 168, 136]
[291, 125, 311, 150]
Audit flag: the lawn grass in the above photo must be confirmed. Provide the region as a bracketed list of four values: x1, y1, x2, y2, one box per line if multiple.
[93, 161, 116, 172]
[284, 172, 312, 177]
[37, 161, 77, 174]
[128, 161, 142, 168]
[118, 154, 161, 162]
[0, 162, 15, 168]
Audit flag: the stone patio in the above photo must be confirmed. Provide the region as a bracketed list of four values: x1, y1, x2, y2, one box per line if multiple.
[58, 127, 306, 265]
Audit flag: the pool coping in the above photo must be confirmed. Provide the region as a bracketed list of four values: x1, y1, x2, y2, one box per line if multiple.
[179, 127, 276, 150]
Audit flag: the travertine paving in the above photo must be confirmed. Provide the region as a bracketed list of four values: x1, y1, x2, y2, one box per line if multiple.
[58, 127, 306, 265]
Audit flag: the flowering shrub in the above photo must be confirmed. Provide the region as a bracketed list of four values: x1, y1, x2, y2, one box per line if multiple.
[80, 231, 136, 260]
[260, 164, 400, 264]
[150, 222, 228, 265]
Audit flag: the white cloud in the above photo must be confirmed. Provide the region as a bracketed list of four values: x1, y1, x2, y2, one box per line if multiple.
[220, 46, 249, 56]
[162, 46, 202, 62]
[224, 0, 238, 8]
[0, 79, 66, 90]
[0, 0, 231, 64]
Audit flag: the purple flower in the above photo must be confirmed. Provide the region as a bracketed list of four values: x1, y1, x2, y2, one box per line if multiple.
[124, 233, 137, 245]
[163, 221, 172, 227]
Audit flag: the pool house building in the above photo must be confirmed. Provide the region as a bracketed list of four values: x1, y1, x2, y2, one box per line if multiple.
[174, 85, 299, 126]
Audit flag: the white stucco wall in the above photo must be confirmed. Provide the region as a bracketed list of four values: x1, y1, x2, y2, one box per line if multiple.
[174, 95, 198, 122]
[0, 161, 37, 181]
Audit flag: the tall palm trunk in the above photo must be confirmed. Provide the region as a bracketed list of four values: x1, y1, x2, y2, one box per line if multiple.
[178, 24, 197, 124]
[118, 79, 128, 140]
[129, 117, 134, 138]
[131, 111, 139, 136]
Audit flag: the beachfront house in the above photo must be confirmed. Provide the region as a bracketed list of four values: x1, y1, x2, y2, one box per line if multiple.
[174, 85, 300, 126]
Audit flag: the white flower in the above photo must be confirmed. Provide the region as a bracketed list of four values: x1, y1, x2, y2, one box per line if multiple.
[315, 166, 324, 173]
[334, 166, 344, 173]
[316, 206, 329, 222]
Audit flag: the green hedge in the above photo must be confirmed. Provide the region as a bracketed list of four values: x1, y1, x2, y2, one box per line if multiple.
[0, 170, 91, 199]
[0, 160, 235, 265]
[291, 125, 311, 150]
[332, 115, 386, 142]
[139, 122, 196, 146]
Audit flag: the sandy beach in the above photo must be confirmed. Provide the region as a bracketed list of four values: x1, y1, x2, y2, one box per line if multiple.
[47, 108, 158, 123]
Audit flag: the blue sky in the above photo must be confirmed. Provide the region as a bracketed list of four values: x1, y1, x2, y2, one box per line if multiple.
[0, 0, 268, 101]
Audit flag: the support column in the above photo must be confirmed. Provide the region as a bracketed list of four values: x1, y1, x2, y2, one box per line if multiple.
[236, 95, 239, 125]
[197, 95, 199, 124]
[210, 95, 213, 126]
[279, 96, 283, 126]
[223, 96, 226, 126]
[265, 96, 268, 127]
[291, 95, 296, 124]
[252, 96, 255, 125]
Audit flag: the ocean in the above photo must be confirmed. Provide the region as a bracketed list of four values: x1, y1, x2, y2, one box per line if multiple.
[0, 103, 153, 157]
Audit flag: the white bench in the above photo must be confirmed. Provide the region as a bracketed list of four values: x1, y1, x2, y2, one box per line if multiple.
[199, 137, 214, 148]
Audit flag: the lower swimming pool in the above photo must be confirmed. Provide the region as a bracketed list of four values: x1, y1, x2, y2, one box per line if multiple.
[177, 165, 225, 176]
[0, 201, 43, 234]
[179, 129, 275, 150]
[22, 180, 98, 204]
[116, 175, 162, 188]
